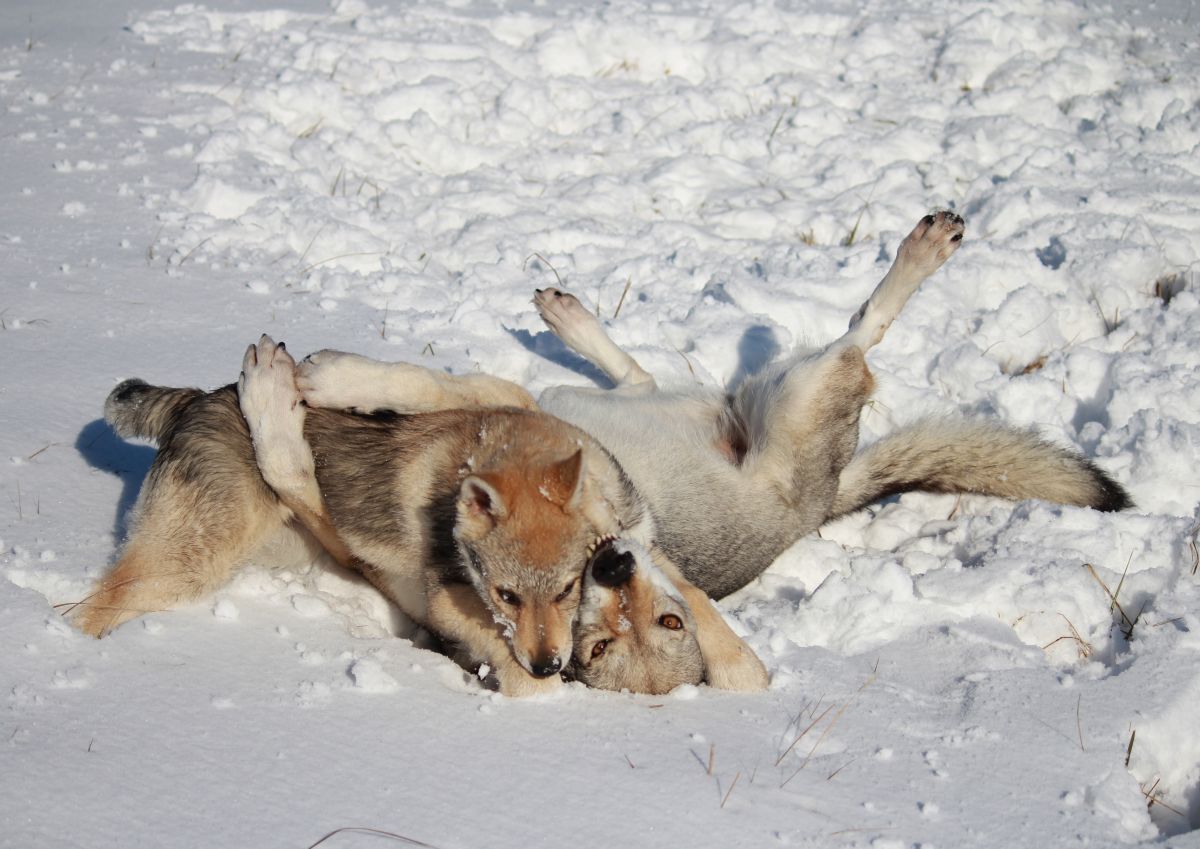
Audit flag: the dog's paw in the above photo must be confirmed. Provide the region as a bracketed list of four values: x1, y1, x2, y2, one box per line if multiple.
[533, 287, 600, 345]
[239, 335, 301, 420]
[896, 210, 965, 276]
[295, 349, 386, 411]
[495, 663, 564, 698]
[238, 335, 313, 494]
[704, 645, 770, 692]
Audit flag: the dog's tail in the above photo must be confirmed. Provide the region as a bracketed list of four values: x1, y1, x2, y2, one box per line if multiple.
[830, 419, 1132, 518]
[104, 379, 204, 443]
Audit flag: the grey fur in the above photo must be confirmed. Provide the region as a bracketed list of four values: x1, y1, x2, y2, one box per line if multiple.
[104, 378, 203, 441]
[830, 418, 1133, 519]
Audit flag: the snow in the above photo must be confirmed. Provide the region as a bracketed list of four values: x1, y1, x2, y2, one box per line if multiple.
[1, 0, 1199, 846]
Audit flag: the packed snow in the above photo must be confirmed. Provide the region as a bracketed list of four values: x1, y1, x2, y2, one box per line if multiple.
[2, 0, 1199, 846]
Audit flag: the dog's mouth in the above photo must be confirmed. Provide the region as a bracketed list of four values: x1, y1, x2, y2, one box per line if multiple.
[586, 536, 636, 589]
[570, 539, 705, 692]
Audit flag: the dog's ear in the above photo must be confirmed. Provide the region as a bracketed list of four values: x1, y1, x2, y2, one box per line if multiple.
[458, 473, 508, 540]
[539, 449, 584, 508]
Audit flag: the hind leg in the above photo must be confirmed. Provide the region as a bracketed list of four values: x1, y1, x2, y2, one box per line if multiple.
[533, 288, 656, 390]
[733, 347, 875, 529]
[731, 212, 964, 523]
[841, 210, 964, 352]
[74, 390, 288, 637]
[74, 506, 282, 638]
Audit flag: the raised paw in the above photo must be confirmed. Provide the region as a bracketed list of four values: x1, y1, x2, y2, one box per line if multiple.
[295, 349, 386, 411]
[238, 335, 313, 495]
[895, 210, 965, 276]
[533, 287, 601, 345]
[239, 335, 301, 423]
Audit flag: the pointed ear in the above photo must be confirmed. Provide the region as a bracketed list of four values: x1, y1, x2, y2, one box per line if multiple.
[457, 474, 507, 540]
[540, 449, 584, 508]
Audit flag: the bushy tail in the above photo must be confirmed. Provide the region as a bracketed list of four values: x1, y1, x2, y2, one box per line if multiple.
[104, 379, 203, 443]
[830, 419, 1132, 518]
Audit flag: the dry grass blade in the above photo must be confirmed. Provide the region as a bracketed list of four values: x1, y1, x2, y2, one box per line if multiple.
[1139, 778, 1186, 817]
[1084, 562, 1137, 638]
[672, 348, 700, 383]
[707, 743, 715, 776]
[612, 276, 633, 319]
[1076, 693, 1085, 752]
[26, 442, 63, 461]
[841, 205, 867, 247]
[522, 252, 564, 289]
[775, 703, 834, 766]
[720, 772, 741, 809]
[1188, 523, 1199, 576]
[306, 826, 442, 848]
[781, 667, 877, 788]
[1125, 728, 1136, 767]
[826, 758, 856, 781]
[298, 251, 385, 276]
[178, 237, 212, 266]
[1042, 613, 1093, 659]
[798, 673, 875, 771]
[1110, 552, 1133, 615]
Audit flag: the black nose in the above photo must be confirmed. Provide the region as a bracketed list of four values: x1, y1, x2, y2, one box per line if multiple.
[590, 545, 635, 588]
[530, 657, 562, 678]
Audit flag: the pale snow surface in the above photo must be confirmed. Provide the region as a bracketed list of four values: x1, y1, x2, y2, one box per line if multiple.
[2, 0, 1200, 846]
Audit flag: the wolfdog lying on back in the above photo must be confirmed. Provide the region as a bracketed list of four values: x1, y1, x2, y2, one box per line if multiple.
[255, 211, 1129, 692]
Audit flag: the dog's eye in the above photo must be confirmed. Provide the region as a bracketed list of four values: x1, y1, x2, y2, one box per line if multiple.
[497, 589, 521, 607]
[590, 639, 610, 659]
[554, 579, 576, 602]
[659, 614, 683, 631]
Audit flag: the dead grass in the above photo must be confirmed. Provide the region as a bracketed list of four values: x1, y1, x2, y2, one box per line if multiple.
[779, 663, 877, 788]
[306, 827, 441, 848]
[1085, 557, 1143, 641]
[1042, 612, 1093, 659]
[719, 772, 742, 809]
[1152, 272, 1187, 306]
[1140, 777, 1186, 818]
[612, 277, 633, 319]
[523, 252, 565, 289]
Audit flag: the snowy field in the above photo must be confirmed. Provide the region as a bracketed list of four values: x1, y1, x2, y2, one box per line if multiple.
[2, 0, 1200, 846]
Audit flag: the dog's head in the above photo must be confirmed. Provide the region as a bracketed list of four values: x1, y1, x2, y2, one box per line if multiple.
[454, 447, 604, 680]
[569, 538, 705, 694]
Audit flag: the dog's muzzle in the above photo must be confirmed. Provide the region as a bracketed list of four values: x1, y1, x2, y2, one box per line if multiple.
[589, 544, 635, 588]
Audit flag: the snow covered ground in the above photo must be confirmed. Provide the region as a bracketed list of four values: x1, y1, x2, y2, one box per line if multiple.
[2, 0, 1199, 846]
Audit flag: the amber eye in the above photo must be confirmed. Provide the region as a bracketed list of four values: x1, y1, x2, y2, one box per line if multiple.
[659, 613, 683, 631]
[554, 579, 577, 603]
[497, 589, 521, 607]
[590, 639, 610, 659]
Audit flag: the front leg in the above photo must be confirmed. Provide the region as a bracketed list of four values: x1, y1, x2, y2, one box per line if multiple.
[533, 288, 657, 390]
[238, 335, 356, 568]
[296, 350, 536, 413]
[425, 582, 562, 698]
[655, 552, 769, 692]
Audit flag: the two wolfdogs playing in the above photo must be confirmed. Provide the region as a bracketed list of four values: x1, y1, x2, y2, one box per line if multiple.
[75, 212, 1129, 695]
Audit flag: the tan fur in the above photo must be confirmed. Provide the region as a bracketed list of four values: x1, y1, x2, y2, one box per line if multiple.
[79, 340, 648, 696]
[571, 545, 705, 695]
[76, 387, 291, 638]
